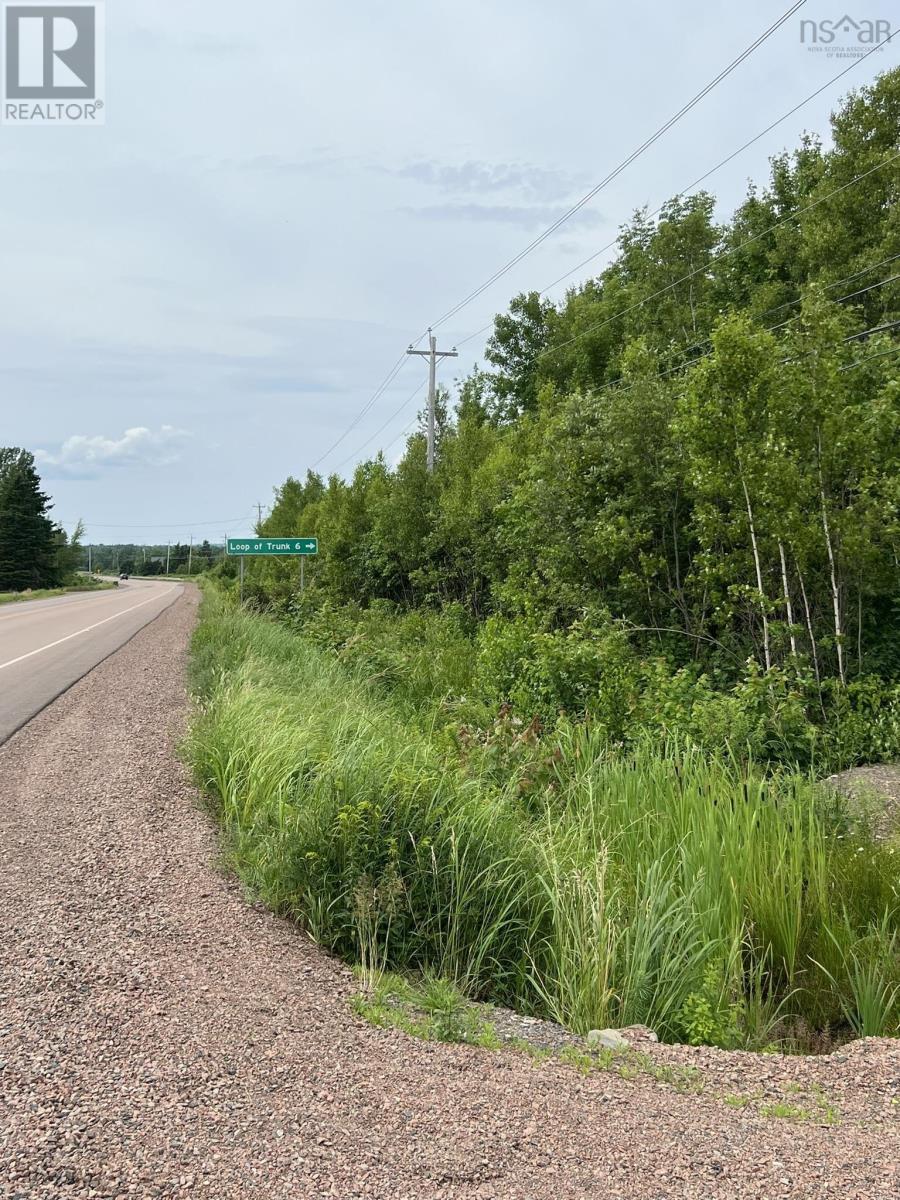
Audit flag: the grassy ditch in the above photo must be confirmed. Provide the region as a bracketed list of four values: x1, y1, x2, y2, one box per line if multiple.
[187, 587, 900, 1050]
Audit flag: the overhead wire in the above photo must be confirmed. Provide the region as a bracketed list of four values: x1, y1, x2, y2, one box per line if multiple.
[384, 414, 423, 456]
[332, 5, 825, 473]
[310, 350, 412, 468]
[611, 253, 900, 379]
[539, 151, 900, 362]
[427, 1, 809, 333]
[317, 5, 898, 474]
[565, 280, 900, 407]
[452, 31, 897, 353]
[333, 215, 900, 475]
[59, 513, 256, 531]
[334, 379, 427, 471]
[378, 314, 900, 461]
[840, 342, 900, 371]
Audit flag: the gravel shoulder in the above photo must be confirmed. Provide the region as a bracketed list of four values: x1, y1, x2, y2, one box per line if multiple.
[824, 764, 900, 839]
[1, 589, 897, 1200]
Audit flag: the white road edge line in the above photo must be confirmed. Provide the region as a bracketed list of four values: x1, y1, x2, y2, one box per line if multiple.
[0, 586, 179, 672]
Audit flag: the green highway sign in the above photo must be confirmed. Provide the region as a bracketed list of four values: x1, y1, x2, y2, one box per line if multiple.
[227, 537, 318, 557]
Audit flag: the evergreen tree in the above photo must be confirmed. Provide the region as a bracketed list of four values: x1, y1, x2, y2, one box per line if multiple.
[0, 449, 59, 590]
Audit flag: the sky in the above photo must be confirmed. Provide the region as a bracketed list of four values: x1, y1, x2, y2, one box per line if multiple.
[2, 0, 897, 544]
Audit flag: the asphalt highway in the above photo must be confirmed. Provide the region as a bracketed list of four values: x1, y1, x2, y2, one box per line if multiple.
[0, 579, 182, 743]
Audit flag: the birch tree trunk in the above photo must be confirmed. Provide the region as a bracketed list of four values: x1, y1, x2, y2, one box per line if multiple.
[817, 428, 845, 685]
[794, 553, 826, 717]
[778, 540, 797, 656]
[740, 473, 771, 671]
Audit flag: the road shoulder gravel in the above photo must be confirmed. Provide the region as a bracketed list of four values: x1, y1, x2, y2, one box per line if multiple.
[1, 588, 897, 1199]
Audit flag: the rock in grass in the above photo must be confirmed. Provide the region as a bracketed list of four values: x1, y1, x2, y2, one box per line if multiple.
[586, 1028, 630, 1051]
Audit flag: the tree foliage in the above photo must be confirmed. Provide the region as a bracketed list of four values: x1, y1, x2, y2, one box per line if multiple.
[0, 449, 64, 590]
[247, 70, 900, 764]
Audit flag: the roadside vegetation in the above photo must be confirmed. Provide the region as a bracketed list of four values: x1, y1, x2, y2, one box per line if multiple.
[0, 578, 117, 605]
[189, 588, 899, 1051]
[188, 73, 899, 1052]
[235, 70, 900, 775]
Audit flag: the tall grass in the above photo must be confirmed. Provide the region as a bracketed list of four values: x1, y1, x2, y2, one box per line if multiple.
[188, 588, 900, 1048]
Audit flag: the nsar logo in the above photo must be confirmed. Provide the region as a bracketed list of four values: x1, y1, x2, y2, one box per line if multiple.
[800, 14, 893, 56]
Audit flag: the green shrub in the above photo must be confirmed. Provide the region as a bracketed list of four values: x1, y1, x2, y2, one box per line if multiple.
[188, 588, 900, 1049]
[475, 614, 640, 735]
[677, 960, 744, 1048]
[278, 584, 900, 773]
[288, 595, 478, 721]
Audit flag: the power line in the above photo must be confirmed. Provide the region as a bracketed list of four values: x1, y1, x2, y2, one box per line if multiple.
[334, 380, 426, 472]
[538, 35, 897, 299]
[319, 1, 881, 476]
[317, 5, 894, 477]
[384, 414, 422, 455]
[322, 4, 810, 476]
[428, 1, 809, 333]
[616, 255, 900, 379]
[841, 317, 900, 342]
[370, 318, 900, 469]
[453, 32, 896, 353]
[757, 251, 900, 323]
[58, 513, 255, 531]
[540, 150, 900, 362]
[310, 350, 412, 468]
[336, 257, 900, 478]
[568, 289, 900, 407]
[841, 342, 900, 372]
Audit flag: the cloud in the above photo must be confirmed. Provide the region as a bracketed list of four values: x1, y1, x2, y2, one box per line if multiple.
[404, 203, 605, 230]
[126, 26, 254, 57]
[384, 159, 588, 202]
[209, 151, 347, 175]
[37, 426, 192, 479]
[224, 370, 343, 395]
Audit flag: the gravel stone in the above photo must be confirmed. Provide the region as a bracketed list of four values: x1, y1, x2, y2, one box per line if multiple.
[0, 587, 898, 1198]
[587, 1029, 631, 1051]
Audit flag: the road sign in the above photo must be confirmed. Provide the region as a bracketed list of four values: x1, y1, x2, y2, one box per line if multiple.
[226, 537, 318, 557]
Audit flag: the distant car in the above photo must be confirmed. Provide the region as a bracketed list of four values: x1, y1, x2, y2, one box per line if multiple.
[119, 572, 129, 580]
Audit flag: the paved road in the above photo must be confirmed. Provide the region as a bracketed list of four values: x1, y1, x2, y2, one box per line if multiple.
[0, 579, 181, 743]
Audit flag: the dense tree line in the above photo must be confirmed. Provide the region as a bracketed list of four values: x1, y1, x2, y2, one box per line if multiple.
[0, 449, 82, 591]
[87, 541, 224, 576]
[246, 71, 899, 760]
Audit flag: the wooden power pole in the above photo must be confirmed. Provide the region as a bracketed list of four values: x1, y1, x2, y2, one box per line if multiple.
[407, 328, 457, 472]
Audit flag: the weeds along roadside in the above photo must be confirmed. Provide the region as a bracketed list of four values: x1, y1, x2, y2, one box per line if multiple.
[186, 584, 900, 1050]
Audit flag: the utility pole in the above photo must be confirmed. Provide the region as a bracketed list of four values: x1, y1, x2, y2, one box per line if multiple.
[407, 328, 458, 473]
[188, 534, 193, 576]
[165, 541, 171, 576]
[256, 501, 264, 529]
[87, 545, 92, 574]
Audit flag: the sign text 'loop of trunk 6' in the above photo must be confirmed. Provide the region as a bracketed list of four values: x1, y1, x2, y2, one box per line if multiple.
[225, 538, 318, 603]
